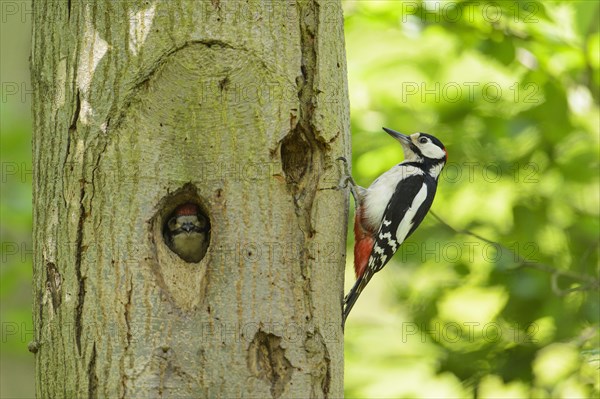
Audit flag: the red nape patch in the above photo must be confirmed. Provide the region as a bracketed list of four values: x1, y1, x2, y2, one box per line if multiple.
[444, 148, 448, 161]
[175, 203, 199, 216]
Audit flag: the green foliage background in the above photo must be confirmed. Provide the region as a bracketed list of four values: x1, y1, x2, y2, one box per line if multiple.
[0, 1, 598, 398]
[1, 1, 35, 396]
[342, 1, 599, 398]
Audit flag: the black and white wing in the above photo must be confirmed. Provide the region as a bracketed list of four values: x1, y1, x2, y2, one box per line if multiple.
[368, 173, 436, 273]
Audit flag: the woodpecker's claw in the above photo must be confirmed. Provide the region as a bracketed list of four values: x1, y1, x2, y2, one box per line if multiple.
[336, 157, 361, 205]
[336, 157, 353, 188]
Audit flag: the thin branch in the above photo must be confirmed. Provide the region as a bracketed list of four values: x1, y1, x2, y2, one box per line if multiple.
[429, 210, 600, 293]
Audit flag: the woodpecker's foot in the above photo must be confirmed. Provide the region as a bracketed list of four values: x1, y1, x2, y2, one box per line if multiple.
[336, 157, 361, 204]
[336, 156, 354, 189]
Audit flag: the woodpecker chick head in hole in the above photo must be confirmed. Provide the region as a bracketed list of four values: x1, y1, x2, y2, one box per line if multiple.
[164, 203, 210, 263]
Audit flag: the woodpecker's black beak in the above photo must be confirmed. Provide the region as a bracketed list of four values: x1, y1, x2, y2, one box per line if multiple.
[383, 127, 419, 160]
[383, 127, 410, 143]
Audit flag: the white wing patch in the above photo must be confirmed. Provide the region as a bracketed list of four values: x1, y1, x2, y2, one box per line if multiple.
[395, 183, 428, 245]
[368, 243, 387, 271]
[379, 230, 398, 253]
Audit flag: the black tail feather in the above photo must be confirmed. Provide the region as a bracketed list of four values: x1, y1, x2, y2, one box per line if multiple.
[343, 268, 374, 326]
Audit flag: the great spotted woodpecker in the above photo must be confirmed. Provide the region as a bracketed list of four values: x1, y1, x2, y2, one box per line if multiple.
[164, 203, 210, 262]
[340, 128, 447, 325]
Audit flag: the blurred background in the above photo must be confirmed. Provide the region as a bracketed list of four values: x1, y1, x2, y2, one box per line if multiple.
[1, 1, 598, 398]
[1, 0, 35, 397]
[342, 1, 599, 398]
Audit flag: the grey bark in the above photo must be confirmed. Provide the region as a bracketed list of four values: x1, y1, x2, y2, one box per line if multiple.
[31, 0, 350, 397]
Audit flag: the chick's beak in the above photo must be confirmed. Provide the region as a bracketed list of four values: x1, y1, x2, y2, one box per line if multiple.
[181, 222, 195, 233]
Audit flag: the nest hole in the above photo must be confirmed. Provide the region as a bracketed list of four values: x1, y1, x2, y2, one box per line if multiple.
[155, 184, 211, 263]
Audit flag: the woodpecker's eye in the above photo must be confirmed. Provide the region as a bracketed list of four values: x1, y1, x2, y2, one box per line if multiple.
[419, 137, 428, 144]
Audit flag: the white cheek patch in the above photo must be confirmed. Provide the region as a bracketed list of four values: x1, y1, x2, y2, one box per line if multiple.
[421, 143, 446, 159]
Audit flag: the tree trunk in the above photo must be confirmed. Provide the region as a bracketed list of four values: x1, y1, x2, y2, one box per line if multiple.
[31, 1, 350, 397]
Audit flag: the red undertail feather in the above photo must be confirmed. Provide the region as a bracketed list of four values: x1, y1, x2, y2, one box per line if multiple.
[353, 207, 375, 279]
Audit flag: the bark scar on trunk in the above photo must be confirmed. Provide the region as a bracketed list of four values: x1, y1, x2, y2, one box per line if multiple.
[281, 129, 310, 185]
[88, 343, 98, 399]
[280, 1, 328, 240]
[75, 181, 87, 356]
[304, 330, 331, 398]
[247, 330, 293, 399]
[45, 262, 63, 311]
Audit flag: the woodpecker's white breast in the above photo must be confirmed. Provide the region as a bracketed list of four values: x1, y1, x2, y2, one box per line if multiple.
[363, 163, 424, 230]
